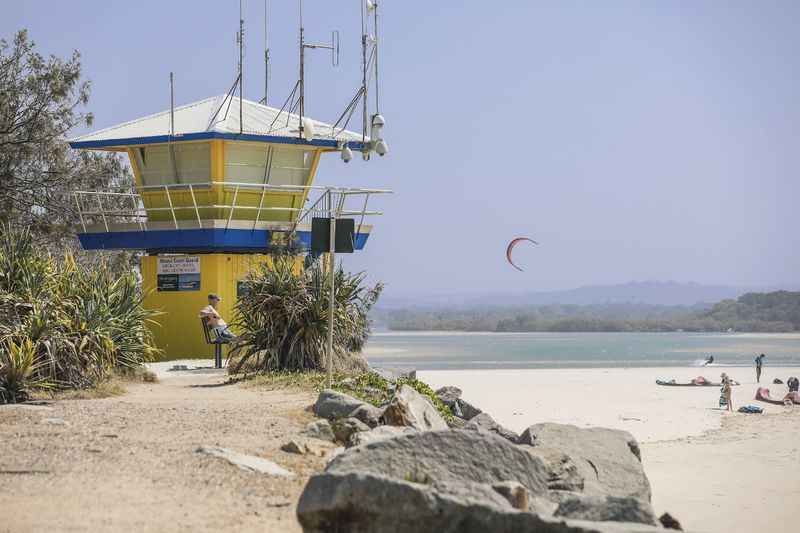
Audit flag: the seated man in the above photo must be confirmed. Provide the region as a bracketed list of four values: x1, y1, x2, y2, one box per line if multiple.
[199, 293, 236, 341]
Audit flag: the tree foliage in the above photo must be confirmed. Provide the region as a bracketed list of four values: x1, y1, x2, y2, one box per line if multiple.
[385, 293, 800, 333]
[0, 29, 131, 245]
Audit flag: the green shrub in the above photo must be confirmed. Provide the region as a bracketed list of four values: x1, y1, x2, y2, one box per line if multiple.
[230, 255, 382, 373]
[0, 225, 159, 402]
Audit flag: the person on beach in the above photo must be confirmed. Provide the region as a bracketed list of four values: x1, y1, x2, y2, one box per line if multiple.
[788, 376, 799, 393]
[719, 373, 733, 412]
[703, 355, 714, 366]
[200, 293, 237, 341]
[755, 354, 766, 383]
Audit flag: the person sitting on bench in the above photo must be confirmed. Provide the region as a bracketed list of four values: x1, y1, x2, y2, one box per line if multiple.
[199, 293, 236, 341]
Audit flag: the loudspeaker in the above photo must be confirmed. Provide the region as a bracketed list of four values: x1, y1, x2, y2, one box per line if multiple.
[311, 217, 355, 254]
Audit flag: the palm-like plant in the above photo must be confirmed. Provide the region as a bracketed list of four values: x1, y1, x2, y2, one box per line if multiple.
[0, 224, 159, 401]
[231, 255, 382, 373]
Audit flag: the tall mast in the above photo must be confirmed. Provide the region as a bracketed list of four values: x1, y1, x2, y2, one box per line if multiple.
[299, 0, 305, 139]
[238, 0, 244, 134]
[263, 0, 270, 105]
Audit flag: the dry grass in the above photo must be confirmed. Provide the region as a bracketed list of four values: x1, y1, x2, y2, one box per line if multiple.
[28, 366, 158, 402]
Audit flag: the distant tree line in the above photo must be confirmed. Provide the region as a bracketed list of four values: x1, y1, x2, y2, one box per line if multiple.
[384, 291, 800, 333]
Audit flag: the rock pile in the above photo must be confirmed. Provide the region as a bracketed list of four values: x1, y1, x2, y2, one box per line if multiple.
[293, 375, 679, 533]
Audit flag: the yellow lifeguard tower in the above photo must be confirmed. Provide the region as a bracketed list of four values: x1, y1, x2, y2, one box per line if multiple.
[69, 94, 386, 359]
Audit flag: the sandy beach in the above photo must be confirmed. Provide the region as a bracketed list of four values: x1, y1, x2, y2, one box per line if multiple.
[420, 366, 800, 533]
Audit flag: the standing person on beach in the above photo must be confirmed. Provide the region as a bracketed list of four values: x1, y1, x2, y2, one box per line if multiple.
[720, 373, 733, 412]
[755, 353, 766, 383]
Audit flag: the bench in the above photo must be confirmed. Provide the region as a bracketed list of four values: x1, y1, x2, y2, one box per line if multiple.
[201, 317, 230, 369]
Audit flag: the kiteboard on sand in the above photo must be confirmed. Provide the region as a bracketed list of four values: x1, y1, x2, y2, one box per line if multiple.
[656, 376, 740, 387]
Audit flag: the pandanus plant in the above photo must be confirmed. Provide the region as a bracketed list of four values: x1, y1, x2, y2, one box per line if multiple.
[0, 224, 159, 402]
[231, 254, 382, 373]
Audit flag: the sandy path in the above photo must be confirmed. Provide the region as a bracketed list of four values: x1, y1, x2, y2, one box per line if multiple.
[0, 365, 320, 533]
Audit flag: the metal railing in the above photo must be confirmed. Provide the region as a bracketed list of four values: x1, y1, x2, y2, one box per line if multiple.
[72, 181, 391, 234]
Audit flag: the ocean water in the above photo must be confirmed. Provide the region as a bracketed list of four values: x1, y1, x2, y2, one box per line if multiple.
[362, 331, 800, 370]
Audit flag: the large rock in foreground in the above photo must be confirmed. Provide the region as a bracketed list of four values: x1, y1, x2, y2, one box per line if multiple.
[554, 495, 658, 525]
[327, 429, 551, 496]
[297, 471, 668, 533]
[381, 384, 449, 431]
[519, 423, 651, 502]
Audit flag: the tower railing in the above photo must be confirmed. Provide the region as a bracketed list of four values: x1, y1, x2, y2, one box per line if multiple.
[72, 182, 391, 234]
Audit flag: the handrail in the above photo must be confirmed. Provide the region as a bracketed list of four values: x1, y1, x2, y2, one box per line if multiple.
[72, 183, 391, 233]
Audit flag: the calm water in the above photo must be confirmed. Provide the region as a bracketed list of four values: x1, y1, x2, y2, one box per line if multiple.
[363, 332, 800, 370]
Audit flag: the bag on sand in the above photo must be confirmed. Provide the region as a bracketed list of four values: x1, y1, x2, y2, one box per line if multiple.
[737, 405, 763, 414]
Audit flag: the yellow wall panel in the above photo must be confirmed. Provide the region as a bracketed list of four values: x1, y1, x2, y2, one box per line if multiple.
[142, 253, 280, 360]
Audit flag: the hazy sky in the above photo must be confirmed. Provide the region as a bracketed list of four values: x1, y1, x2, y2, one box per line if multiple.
[4, 1, 799, 298]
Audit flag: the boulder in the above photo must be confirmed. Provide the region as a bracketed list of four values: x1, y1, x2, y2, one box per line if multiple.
[554, 495, 658, 525]
[326, 429, 551, 496]
[297, 471, 670, 533]
[435, 386, 463, 406]
[520, 446, 584, 492]
[491, 481, 529, 511]
[659, 512, 684, 530]
[381, 384, 448, 431]
[346, 425, 415, 448]
[347, 403, 383, 428]
[464, 412, 520, 443]
[331, 417, 370, 444]
[281, 438, 333, 457]
[518, 423, 651, 501]
[304, 419, 335, 442]
[458, 398, 483, 420]
[314, 389, 368, 420]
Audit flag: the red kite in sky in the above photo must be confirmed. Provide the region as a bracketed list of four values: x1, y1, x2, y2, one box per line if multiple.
[506, 237, 539, 271]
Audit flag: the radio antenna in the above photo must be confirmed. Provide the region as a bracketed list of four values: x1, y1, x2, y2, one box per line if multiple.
[237, 0, 244, 134]
[297, 0, 339, 139]
[261, 0, 270, 105]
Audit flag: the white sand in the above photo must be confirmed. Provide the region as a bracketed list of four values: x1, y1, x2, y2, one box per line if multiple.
[420, 366, 800, 533]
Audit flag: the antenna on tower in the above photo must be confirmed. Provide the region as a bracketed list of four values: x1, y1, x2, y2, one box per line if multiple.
[297, 0, 340, 140]
[237, 0, 244, 134]
[260, 0, 270, 105]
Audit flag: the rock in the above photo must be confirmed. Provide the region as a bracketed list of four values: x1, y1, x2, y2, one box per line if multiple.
[447, 415, 467, 429]
[297, 471, 669, 533]
[304, 419, 335, 442]
[327, 429, 550, 496]
[281, 438, 332, 457]
[491, 481, 529, 511]
[520, 446, 584, 492]
[281, 439, 307, 454]
[331, 417, 370, 444]
[464, 412, 520, 443]
[659, 512, 684, 530]
[346, 425, 415, 448]
[196, 446, 295, 477]
[518, 423, 651, 501]
[347, 403, 383, 428]
[458, 398, 483, 420]
[381, 384, 448, 431]
[314, 389, 368, 420]
[554, 495, 658, 525]
[435, 386, 462, 405]
[371, 366, 416, 382]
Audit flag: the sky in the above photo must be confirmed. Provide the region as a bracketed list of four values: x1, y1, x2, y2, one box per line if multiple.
[3, 1, 799, 299]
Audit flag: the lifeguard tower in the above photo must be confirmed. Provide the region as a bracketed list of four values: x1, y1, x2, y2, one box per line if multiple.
[69, 2, 389, 361]
[69, 94, 387, 359]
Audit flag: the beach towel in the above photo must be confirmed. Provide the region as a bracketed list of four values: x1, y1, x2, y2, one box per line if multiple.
[737, 405, 763, 414]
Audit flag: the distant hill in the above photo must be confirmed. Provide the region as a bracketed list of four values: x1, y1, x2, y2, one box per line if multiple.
[377, 281, 789, 310]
